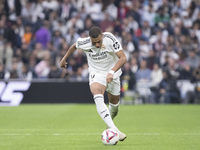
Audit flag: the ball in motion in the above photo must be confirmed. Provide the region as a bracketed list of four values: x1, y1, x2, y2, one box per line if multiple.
[101, 129, 119, 145]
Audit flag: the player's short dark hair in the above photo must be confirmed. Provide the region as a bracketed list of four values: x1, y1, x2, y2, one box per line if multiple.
[89, 27, 102, 38]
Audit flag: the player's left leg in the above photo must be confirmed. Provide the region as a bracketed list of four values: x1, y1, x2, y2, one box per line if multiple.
[107, 92, 120, 120]
[106, 78, 126, 141]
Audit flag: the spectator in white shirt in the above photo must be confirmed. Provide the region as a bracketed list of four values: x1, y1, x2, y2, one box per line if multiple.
[142, 4, 156, 27]
[85, 0, 102, 23]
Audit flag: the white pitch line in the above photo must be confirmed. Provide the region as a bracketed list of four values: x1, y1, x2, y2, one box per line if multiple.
[1, 133, 200, 136]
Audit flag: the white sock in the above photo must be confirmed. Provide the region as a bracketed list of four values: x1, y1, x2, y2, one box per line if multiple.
[94, 94, 116, 129]
[109, 102, 119, 120]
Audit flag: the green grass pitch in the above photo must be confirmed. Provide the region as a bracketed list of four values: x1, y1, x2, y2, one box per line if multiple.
[0, 104, 200, 150]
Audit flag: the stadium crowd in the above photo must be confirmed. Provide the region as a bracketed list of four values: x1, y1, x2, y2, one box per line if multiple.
[0, 0, 200, 104]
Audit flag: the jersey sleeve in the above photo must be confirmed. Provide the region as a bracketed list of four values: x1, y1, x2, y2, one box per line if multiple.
[75, 37, 91, 50]
[104, 32, 123, 53]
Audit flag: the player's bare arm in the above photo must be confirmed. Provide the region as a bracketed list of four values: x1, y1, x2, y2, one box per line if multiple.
[60, 43, 77, 69]
[106, 50, 127, 83]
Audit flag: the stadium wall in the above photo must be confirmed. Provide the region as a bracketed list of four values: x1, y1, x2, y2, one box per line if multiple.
[0, 80, 109, 106]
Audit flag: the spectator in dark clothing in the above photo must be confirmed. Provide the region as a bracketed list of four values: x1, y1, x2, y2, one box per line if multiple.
[0, 63, 5, 79]
[146, 49, 160, 70]
[117, 0, 129, 22]
[178, 63, 193, 80]
[4, 23, 17, 47]
[121, 62, 136, 90]
[48, 63, 62, 78]
[58, 0, 77, 21]
[99, 13, 113, 32]
[4, 0, 22, 20]
[126, 3, 141, 27]
[157, 70, 180, 103]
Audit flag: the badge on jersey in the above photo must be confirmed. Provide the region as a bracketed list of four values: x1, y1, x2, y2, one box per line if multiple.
[113, 42, 120, 50]
[101, 44, 106, 50]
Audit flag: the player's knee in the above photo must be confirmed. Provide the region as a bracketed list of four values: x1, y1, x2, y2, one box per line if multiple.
[109, 99, 119, 105]
[108, 95, 120, 104]
[90, 86, 104, 96]
[92, 90, 102, 96]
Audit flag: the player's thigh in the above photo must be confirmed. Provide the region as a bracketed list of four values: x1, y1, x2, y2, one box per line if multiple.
[89, 72, 106, 96]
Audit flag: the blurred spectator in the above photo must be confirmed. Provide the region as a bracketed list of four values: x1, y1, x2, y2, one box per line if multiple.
[160, 45, 179, 67]
[142, 20, 153, 39]
[184, 49, 199, 69]
[23, 25, 32, 44]
[158, 70, 180, 103]
[58, 0, 77, 21]
[52, 30, 63, 50]
[85, 0, 102, 24]
[117, 0, 129, 22]
[150, 63, 163, 87]
[146, 49, 160, 70]
[34, 51, 51, 78]
[121, 62, 136, 90]
[130, 57, 138, 74]
[142, 4, 156, 27]
[126, 2, 141, 26]
[178, 63, 193, 80]
[105, 0, 118, 20]
[182, 11, 192, 29]
[66, 13, 84, 34]
[48, 62, 62, 78]
[126, 33, 135, 53]
[81, 63, 89, 79]
[139, 38, 150, 59]
[20, 63, 32, 80]
[84, 16, 94, 31]
[35, 20, 51, 48]
[154, 6, 170, 29]
[4, 42, 14, 71]
[136, 60, 151, 81]
[4, 0, 22, 21]
[65, 28, 79, 46]
[152, 30, 166, 57]
[0, 63, 5, 79]
[172, 0, 183, 15]
[99, 12, 113, 32]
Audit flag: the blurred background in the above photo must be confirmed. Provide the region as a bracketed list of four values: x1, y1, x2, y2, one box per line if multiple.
[0, 0, 200, 105]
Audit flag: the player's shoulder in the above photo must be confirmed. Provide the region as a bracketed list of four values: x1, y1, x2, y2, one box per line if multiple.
[103, 32, 117, 43]
[76, 37, 92, 49]
[77, 37, 91, 45]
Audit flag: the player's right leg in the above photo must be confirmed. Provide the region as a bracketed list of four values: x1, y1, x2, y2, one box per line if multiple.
[90, 82, 118, 129]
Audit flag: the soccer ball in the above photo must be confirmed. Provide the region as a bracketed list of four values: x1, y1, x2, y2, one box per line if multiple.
[101, 129, 119, 145]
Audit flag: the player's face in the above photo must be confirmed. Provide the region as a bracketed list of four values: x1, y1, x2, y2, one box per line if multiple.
[90, 34, 103, 48]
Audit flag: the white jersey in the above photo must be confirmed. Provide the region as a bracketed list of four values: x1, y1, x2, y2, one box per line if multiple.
[75, 32, 123, 78]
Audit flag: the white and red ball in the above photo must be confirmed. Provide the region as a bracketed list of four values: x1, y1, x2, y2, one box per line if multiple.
[101, 129, 119, 145]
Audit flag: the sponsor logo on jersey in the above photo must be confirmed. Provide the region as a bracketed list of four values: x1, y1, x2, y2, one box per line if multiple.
[89, 51, 108, 60]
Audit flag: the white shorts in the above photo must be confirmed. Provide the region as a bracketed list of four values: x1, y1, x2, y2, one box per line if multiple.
[89, 71, 120, 96]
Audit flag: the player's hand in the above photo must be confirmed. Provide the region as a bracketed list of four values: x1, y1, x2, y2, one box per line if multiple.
[106, 73, 113, 83]
[60, 60, 68, 69]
